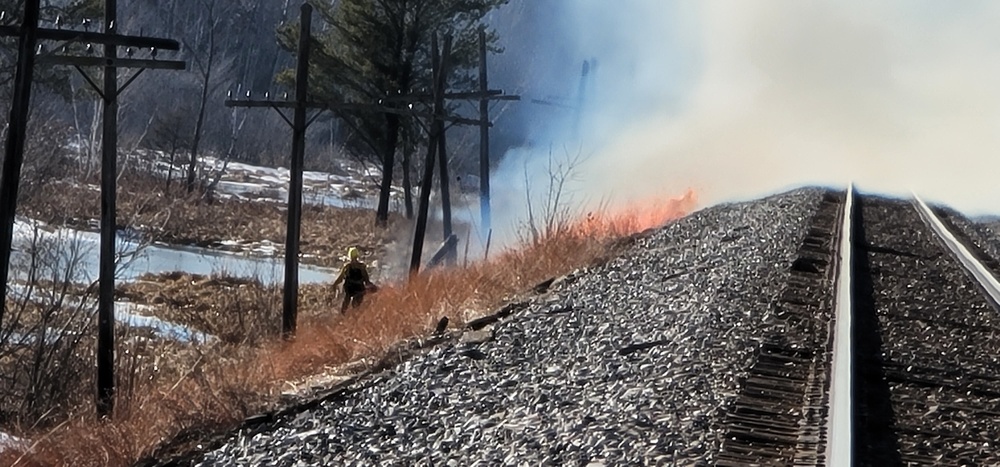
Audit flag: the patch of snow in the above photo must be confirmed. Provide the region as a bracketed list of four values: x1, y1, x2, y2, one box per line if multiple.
[198, 155, 391, 210]
[257, 175, 285, 186]
[10, 217, 334, 285]
[116, 302, 216, 344]
[302, 170, 331, 182]
[0, 430, 27, 453]
[3, 282, 217, 345]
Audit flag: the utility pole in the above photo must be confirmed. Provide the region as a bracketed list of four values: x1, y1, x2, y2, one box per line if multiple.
[381, 49, 516, 274]
[97, 0, 119, 419]
[529, 59, 595, 140]
[227, 3, 312, 338]
[436, 75, 453, 265]
[410, 35, 452, 276]
[0, 0, 41, 333]
[284, 2, 311, 338]
[573, 60, 593, 139]
[478, 28, 491, 239]
[0, 1, 184, 417]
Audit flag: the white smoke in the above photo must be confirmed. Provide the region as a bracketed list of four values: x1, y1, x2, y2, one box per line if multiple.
[488, 0, 1000, 244]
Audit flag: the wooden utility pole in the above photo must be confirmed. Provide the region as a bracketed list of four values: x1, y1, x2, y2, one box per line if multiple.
[284, 3, 311, 338]
[96, 0, 119, 418]
[436, 84, 453, 265]
[410, 35, 452, 276]
[0, 1, 183, 417]
[388, 33, 516, 262]
[477, 28, 491, 239]
[529, 59, 595, 140]
[0, 0, 41, 333]
[573, 60, 592, 139]
[384, 47, 516, 273]
[227, 3, 312, 338]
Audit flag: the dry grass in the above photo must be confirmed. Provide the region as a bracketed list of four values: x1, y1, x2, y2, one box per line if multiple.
[0, 200, 689, 467]
[116, 273, 283, 345]
[18, 172, 399, 268]
[116, 273, 349, 346]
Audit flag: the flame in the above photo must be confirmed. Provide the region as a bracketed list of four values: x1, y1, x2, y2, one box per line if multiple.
[572, 189, 698, 238]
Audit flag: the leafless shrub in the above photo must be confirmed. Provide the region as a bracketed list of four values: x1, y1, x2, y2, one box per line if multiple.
[0, 216, 158, 429]
[0, 223, 96, 428]
[520, 145, 588, 245]
[17, 119, 75, 206]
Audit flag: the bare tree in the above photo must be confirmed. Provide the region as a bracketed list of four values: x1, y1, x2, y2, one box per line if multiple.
[184, 0, 223, 193]
[149, 107, 193, 193]
[520, 145, 586, 245]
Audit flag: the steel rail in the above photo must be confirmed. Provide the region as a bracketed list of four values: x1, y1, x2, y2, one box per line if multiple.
[827, 184, 855, 466]
[913, 194, 1000, 306]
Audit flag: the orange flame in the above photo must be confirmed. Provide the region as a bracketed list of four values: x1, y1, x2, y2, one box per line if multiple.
[572, 189, 698, 238]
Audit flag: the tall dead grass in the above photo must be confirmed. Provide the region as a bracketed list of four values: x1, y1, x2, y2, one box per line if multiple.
[1, 200, 690, 467]
[19, 171, 399, 269]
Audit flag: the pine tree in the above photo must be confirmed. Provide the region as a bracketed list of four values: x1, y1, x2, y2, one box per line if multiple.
[281, 0, 508, 225]
[0, 0, 102, 102]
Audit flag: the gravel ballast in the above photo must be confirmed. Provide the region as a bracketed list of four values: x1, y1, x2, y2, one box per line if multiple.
[856, 196, 1000, 465]
[188, 188, 827, 466]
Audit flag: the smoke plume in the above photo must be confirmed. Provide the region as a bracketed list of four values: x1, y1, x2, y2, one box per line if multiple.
[486, 0, 1000, 247]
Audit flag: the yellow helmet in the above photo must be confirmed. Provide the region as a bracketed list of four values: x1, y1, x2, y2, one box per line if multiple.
[348, 247, 360, 260]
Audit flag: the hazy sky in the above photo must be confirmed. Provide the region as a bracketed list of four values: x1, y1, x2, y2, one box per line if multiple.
[493, 1, 1000, 221]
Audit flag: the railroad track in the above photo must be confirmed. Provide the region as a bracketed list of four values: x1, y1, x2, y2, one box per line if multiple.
[717, 187, 1000, 466]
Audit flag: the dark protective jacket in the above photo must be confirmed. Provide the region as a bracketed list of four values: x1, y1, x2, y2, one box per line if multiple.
[335, 260, 370, 294]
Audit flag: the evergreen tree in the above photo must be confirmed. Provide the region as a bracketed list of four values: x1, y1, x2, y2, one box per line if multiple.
[281, 0, 508, 225]
[0, 0, 101, 102]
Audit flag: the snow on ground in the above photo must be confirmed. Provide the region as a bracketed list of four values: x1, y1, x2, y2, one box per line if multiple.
[5, 282, 216, 345]
[9, 217, 333, 285]
[0, 431, 27, 453]
[133, 150, 385, 208]
[202, 155, 390, 209]
[116, 301, 216, 344]
[189, 154, 401, 209]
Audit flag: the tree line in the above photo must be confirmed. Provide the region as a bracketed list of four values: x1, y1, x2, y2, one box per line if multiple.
[0, 0, 528, 226]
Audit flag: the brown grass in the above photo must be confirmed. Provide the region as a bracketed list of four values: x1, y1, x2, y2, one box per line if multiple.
[0, 215, 654, 466]
[18, 172, 399, 268]
[116, 273, 350, 346]
[116, 273, 284, 345]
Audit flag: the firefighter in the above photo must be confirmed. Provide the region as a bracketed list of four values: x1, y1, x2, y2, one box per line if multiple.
[332, 247, 373, 313]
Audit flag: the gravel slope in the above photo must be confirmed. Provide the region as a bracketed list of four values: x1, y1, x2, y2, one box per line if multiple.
[856, 197, 1000, 465]
[189, 188, 826, 466]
